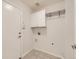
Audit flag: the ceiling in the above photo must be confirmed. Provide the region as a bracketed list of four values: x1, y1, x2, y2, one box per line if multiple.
[21, 0, 63, 12]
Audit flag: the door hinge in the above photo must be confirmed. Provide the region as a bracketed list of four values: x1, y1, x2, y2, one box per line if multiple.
[72, 44, 76, 50]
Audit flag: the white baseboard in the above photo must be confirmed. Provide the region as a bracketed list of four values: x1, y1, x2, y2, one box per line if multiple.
[22, 49, 33, 58]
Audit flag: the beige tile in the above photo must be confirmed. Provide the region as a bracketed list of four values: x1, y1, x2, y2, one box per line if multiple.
[23, 49, 61, 59]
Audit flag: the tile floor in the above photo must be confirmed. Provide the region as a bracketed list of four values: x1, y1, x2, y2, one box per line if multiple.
[23, 49, 61, 59]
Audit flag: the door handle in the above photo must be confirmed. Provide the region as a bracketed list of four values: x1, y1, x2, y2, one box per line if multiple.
[19, 32, 21, 34]
[18, 36, 22, 38]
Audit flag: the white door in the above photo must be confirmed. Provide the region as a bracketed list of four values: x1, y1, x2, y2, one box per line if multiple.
[2, 1, 22, 59]
[65, 0, 76, 59]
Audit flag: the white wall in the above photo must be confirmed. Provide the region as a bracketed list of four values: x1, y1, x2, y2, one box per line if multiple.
[45, 1, 65, 13]
[3, 0, 33, 58]
[33, 1, 76, 59]
[32, 27, 47, 50]
[47, 16, 65, 57]
[46, 1, 65, 57]
[33, 1, 65, 58]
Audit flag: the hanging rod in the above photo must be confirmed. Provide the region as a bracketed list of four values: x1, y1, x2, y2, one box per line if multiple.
[46, 9, 65, 17]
